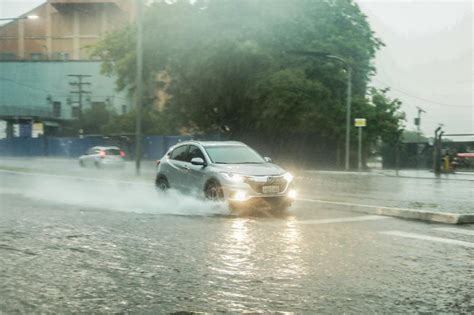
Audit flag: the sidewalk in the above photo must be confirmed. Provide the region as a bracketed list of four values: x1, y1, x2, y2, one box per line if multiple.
[298, 169, 474, 216]
[376, 169, 474, 182]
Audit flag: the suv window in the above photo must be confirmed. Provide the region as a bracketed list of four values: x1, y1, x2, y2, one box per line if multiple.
[170, 145, 189, 161]
[106, 149, 121, 156]
[188, 145, 205, 162]
[87, 148, 99, 155]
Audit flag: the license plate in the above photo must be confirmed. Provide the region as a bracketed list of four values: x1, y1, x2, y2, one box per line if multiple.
[262, 185, 279, 194]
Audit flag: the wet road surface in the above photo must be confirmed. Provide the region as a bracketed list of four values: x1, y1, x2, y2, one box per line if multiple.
[1, 157, 473, 214]
[0, 165, 473, 313]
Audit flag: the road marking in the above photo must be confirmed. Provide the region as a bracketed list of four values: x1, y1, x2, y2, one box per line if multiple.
[0, 169, 152, 186]
[298, 215, 390, 225]
[433, 227, 474, 237]
[380, 231, 474, 248]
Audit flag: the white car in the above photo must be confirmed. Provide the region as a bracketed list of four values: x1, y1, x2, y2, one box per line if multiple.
[79, 146, 126, 168]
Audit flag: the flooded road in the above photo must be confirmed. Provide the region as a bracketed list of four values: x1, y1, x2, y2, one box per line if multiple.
[0, 169, 473, 313]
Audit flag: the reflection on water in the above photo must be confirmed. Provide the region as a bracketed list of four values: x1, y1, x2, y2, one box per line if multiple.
[276, 217, 306, 279]
[213, 218, 256, 279]
[208, 216, 307, 311]
[211, 217, 307, 280]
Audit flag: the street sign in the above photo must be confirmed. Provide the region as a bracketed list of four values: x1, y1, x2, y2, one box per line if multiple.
[354, 118, 366, 127]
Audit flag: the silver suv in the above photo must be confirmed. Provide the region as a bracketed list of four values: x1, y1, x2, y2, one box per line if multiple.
[155, 141, 297, 211]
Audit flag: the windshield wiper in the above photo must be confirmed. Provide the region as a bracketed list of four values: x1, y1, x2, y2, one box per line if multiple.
[235, 162, 264, 164]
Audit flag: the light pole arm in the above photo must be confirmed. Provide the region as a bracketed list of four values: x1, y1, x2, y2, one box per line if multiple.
[0, 15, 38, 21]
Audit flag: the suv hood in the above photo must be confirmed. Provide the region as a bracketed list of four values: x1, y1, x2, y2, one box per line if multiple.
[215, 163, 286, 176]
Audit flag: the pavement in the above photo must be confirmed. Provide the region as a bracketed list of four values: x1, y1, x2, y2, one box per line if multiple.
[0, 166, 473, 313]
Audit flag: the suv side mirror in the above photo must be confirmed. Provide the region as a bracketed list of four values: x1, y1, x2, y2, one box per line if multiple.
[191, 157, 206, 166]
[264, 157, 272, 163]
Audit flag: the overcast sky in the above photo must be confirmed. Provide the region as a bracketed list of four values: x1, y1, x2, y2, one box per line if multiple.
[1, 0, 473, 138]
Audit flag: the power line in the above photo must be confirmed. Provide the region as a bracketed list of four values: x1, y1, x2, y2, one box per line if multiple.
[0, 75, 53, 94]
[372, 78, 473, 108]
[0, 75, 129, 101]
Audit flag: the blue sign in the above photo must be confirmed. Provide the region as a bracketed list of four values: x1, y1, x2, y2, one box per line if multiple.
[19, 122, 32, 138]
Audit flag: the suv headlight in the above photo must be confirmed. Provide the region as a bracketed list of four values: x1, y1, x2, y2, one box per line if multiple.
[283, 172, 294, 182]
[221, 172, 245, 183]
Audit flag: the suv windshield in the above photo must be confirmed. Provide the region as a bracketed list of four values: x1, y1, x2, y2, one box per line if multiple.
[204, 145, 265, 164]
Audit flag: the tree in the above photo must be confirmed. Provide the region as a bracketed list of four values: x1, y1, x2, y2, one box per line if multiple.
[92, 0, 402, 167]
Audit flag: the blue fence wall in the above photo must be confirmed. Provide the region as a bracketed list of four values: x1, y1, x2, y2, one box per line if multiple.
[0, 135, 192, 160]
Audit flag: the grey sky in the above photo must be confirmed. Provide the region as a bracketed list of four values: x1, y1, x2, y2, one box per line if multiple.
[358, 0, 473, 139]
[1, 0, 473, 138]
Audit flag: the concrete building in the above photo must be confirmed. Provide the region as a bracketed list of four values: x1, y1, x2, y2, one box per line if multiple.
[0, 61, 131, 137]
[0, 1, 135, 138]
[0, 0, 134, 61]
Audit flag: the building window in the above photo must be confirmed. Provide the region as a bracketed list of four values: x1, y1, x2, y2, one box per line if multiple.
[92, 102, 106, 110]
[0, 53, 17, 61]
[30, 53, 44, 61]
[71, 106, 81, 119]
[52, 102, 61, 118]
[52, 52, 69, 61]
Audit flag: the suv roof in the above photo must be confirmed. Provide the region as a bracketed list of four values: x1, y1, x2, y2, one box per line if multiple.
[91, 146, 121, 150]
[177, 140, 245, 147]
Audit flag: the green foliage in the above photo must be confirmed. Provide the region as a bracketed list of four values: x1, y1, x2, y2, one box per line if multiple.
[92, 0, 404, 166]
[59, 104, 176, 136]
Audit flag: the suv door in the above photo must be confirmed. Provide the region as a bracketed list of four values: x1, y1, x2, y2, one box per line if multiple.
[185, 145, 208, 193]
[167, 145, 190, 189]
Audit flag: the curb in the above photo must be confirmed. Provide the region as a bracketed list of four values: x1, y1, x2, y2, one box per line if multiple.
[298, 198, 474, 225]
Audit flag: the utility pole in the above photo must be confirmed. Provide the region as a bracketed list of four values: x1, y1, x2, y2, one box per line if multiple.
[414, 106, 426, 169]
[68, 74, 92, 118]
[134, 0, 144, 176]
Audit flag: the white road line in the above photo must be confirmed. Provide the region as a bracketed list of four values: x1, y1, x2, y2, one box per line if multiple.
[298, 215, 390, 225]
[380, 231, 474, 248]
[0, 169, 153, 186]
[433, 227, 474, 237]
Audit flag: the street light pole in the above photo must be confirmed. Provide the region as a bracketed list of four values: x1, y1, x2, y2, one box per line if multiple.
[344, 66, 352, 171]
[415, 106, 426, 169]
[134, 0, 144, 176]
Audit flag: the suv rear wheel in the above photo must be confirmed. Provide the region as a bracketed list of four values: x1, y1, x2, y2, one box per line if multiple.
[155, 176, 170, 192]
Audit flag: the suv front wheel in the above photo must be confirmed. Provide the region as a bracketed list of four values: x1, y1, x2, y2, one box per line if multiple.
[204, 180, 224, 201]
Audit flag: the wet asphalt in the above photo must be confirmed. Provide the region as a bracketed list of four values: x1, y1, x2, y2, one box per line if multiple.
[0, 159, 473, 313]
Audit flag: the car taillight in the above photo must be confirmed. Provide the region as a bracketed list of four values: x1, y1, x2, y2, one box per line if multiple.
[99, 150, 106, 158]
[120, 151, 126, 157]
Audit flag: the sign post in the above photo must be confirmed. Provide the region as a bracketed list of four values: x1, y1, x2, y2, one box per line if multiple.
[354, 118, 366, 171]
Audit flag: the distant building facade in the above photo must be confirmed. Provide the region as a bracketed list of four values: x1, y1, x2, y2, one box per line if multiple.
[0, 0, 134, 61]
[0, 61, 131, 137]
[0, 1, 135, 138]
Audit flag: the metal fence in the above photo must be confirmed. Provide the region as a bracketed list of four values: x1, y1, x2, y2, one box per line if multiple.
[0, 135, 192, 160]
